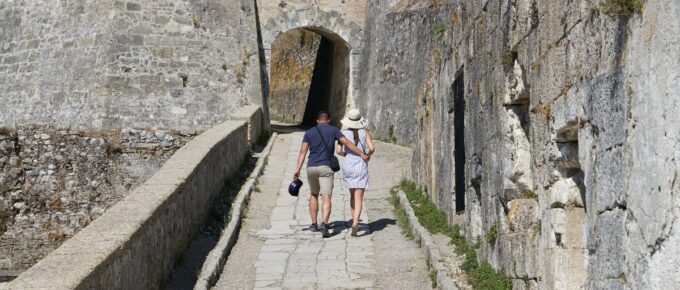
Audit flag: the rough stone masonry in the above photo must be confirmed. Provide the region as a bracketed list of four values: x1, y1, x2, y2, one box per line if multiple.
[0, 0, 263, 273]
[1, 0, 679, 289]
[355, 0, 679, 289]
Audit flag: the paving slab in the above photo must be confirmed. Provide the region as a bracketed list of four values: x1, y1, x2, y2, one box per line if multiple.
[214, 130, 431, 289]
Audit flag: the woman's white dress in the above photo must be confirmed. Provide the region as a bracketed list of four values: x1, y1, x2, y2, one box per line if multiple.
[341, 129, 369, 189]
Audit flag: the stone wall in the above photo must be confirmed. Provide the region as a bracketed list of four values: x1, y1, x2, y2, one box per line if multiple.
[0, 126, 195, 271]
[6, 106, 261, 289]
[256, 0, 367, 111]
[0, 0, 263, 131]
[269, 29, 321, 124]
[357, 0, 680, 289]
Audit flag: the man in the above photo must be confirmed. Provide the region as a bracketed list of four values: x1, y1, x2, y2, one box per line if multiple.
[294, 111, 369, 238]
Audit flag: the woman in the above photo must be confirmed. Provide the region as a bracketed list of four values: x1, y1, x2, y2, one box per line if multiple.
[336, 109, 375, 237]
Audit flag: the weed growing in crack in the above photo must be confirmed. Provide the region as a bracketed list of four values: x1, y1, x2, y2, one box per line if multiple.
[389, 186, 415, 240]
[0, 127, 12, 136]
[430, 269, 438, 288]
[434, 23, 448, 40]
[486, 224, 498, 243]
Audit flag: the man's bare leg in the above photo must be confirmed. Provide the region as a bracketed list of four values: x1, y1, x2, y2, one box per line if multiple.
[321, 194, 332, 224]
[309, 193, 319, 225]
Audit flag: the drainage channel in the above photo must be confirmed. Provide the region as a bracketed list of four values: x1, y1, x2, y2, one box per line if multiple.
[163, 132, 277, 290]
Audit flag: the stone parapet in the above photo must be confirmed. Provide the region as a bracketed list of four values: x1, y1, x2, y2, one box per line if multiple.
[4, 106, 264, 289]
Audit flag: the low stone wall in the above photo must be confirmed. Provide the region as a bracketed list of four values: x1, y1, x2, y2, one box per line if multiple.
[0, 126, 196, 271]
[5, 107, 262, 289]
[232, 105, 266, 147]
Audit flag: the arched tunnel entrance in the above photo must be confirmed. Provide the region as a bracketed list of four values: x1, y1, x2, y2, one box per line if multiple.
[268, 28, 350, 127]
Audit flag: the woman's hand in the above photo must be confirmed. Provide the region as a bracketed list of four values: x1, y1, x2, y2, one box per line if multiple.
[336, 144, 345, 156]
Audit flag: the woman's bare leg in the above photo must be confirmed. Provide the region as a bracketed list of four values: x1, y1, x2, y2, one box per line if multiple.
[349, 189, 356, 224]
[351, 189, 365, 228]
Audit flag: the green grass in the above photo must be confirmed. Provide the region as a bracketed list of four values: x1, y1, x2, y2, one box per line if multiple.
[389, 187, 415, 240]
[470, 263, 513, 290]
[550, 201, 565, 209]
[397, 179, 512, 290]
[601, 0, 644, 16]
[430, 269, 438, 288]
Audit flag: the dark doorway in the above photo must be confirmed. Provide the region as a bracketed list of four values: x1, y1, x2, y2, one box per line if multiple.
[268, 28, 350, 127]
[453, 72, 466, 213]
[302, 37, 334, 126]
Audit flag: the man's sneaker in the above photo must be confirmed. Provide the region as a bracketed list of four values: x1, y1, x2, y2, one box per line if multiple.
[319, 223, 330, 238]
[308, 223, 319, 232]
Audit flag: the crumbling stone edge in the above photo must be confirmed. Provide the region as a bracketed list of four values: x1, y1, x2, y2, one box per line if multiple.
[193, 132, 278, 290]
[395, 190, 459, 290]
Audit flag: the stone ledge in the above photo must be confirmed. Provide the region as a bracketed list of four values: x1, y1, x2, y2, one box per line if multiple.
[4, 107, 266, 290]
[193, 132, 278, 290]
[395, 190, 459, 290]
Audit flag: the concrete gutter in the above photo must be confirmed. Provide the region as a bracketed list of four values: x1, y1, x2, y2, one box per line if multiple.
[396, 190, 459, 290]
[193, 132, 278, 290]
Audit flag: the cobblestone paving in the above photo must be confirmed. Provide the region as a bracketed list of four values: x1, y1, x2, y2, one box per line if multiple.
[215, 130, 430, 290]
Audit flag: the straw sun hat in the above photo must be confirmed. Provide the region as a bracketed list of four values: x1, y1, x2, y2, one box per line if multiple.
[341, 109, 368, 129]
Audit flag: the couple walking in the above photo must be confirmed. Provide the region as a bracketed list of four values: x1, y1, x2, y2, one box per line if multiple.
[293, 109, 375, 238]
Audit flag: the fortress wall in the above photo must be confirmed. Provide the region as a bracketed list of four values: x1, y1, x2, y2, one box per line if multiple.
[357, 0, 680, 288]
[6, 106, 263, 289]
[0, 0, 263, 131]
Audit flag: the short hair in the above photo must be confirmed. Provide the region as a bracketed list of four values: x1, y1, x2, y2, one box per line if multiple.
[317, 111, 330, 120]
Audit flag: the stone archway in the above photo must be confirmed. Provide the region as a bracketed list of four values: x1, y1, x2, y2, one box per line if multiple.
[268, 27, 350, 126]
[256, 1, 367, 124]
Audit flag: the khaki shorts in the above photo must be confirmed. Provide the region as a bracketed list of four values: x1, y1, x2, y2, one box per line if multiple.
[307, 166, 334, 195]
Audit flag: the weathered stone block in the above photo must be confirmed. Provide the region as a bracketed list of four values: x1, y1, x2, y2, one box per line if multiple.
[507, 199, 539, 232]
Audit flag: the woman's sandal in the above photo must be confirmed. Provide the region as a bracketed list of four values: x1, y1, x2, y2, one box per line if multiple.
[351, 226, 358, 237]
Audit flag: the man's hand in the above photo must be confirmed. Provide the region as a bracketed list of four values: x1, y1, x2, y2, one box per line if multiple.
[295, 142, 309, 181]
[361, 154, 370, 162]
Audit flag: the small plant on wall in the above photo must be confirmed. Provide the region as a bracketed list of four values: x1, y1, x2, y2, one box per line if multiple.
[434, 23, 448, 40]
[601, 0, 644, 17]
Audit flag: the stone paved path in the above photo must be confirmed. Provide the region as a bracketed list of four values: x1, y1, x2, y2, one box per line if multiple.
[215, 129, 431, 290]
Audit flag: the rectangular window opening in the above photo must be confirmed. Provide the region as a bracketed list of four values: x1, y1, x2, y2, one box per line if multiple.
[453, 70, 466, 213]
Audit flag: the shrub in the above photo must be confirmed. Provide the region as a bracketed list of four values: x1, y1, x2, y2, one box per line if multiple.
[601, 0, 644, 17]
[0, 127, 12, 136]
[470, 263, 513, 290]
[389, 187, 414, 240]
[486, 224, 498, 243]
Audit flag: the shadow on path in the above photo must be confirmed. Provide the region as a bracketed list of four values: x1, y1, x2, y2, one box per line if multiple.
[311, 218, 396, 238]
